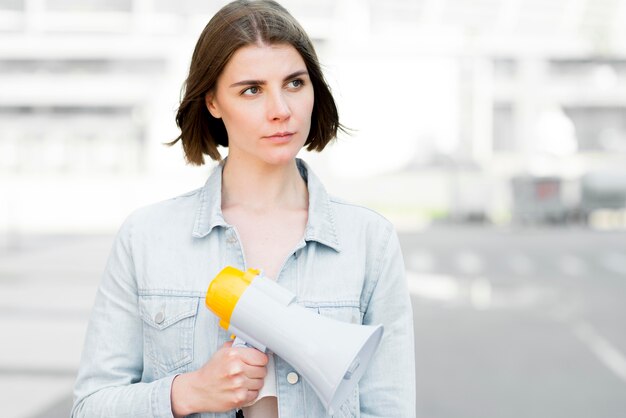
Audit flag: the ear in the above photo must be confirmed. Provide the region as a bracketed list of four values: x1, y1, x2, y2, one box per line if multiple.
[205, 91, 222, 119]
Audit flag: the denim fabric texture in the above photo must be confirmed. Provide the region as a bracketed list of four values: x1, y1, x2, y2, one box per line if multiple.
[71, 159, 416, 418]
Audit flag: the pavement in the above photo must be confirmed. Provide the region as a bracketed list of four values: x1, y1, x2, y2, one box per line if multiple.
[1, 225, 625, 417]
[0, 234, 111, 418]
[402, 225, 626, 418]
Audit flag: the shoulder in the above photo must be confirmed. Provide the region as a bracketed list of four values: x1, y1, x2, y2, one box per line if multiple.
[329, 195, 394, 227]
[120, 187, 203, 234]
[328, 195, 395, 239]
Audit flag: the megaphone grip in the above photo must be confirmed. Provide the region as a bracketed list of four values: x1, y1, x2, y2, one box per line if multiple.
[232, 336, 252, 349]
[229, 326, 267, 353]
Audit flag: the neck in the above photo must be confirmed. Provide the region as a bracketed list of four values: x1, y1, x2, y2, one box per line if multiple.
[221, 156, 307, 212]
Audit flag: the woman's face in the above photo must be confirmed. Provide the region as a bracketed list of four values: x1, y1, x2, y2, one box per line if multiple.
[206, 43, 314, 166]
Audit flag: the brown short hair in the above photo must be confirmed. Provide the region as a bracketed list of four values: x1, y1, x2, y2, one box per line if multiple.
[170, 0, 342, 165]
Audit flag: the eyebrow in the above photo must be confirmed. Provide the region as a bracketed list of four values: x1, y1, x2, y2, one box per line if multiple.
[229, 70, 309, 88]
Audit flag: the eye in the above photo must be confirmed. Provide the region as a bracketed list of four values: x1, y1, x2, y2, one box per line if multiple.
[242, 86, 260, 96]
[287, 79, 304, 89]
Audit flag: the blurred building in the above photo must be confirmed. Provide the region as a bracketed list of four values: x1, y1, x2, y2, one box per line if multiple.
[1, 0, 626, 235]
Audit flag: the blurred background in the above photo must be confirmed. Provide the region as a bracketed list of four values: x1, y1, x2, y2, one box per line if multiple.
[1, 0, 625, 417]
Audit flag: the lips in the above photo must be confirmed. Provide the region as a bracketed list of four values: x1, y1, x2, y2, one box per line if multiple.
[263, 131, 295, 143]
[264, 131, 294, 138]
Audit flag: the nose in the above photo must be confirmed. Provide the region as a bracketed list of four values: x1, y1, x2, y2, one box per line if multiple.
[266, 91, 291, 121]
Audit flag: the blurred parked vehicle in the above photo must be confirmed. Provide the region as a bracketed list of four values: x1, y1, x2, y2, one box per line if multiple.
[511, 175, 568, 224]
[580, 170, 626, 221]
[509, 170, 626, 225]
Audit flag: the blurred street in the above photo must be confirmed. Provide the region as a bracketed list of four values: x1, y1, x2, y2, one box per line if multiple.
[403, 226, 626, 418]
[1, 226, 625, 417]
[0, 235, 111, 418]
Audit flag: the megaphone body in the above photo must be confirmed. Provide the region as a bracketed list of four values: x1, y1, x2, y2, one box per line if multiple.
[206, 266, 384, 415]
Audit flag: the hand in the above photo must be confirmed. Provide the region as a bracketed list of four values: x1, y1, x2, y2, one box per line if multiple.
[171, 341, 268, 416]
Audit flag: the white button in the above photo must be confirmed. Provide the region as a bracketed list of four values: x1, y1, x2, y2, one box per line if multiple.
[154, 311, 165, 324]
[286, 372, 299, 384]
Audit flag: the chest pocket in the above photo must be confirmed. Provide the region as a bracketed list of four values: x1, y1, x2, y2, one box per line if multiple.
[139, 295, 199, 378]
[302, 303, 362, 418]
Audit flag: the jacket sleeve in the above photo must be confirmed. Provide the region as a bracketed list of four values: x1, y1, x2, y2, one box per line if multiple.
[71, 217, 176, 418]
[360, 226, 416, 418]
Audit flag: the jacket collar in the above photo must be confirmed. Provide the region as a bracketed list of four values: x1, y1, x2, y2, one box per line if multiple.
[192, 158, 341, 252]
[191, 161, 228, 238]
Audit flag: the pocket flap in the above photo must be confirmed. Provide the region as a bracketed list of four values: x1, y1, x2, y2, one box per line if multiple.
[139, 295, 199, 331]
[300, 300, 362, 324]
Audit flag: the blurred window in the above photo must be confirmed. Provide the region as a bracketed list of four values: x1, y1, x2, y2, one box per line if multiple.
[493, 103, 516, 152]
[442, 0, 501, 28]
[549, 59, 626, 79]
[564, 106, 626, 152]
[0, 106, 145, 174]
[368, 0, 423, 27]
[153, 0, 216, 14]
[0, 59, 167, 74]
[0, 0, 23, 10]
[493, 58, 517, 80]
[46, 0, 132, 12]
[152, 0, 337, 17]
[282, 0, 335, 17]
[2, 106, 131, 115]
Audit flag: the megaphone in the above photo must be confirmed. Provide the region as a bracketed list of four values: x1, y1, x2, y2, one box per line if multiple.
[205, 266, 384, 415]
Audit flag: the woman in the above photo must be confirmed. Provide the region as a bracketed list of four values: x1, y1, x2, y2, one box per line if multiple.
[71, 1, 415, 417]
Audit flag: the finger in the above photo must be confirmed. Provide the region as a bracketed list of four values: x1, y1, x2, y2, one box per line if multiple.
[228, 373, 264, 392]
[224, 355, 244, 377]
[242, 363, 267, 380]
[227, 361, 266, 381]
[233, 387, 249, 405]
[222, 340, 234, 348]
[245, 377, 265, 391]
[238, 348, 269, 366]
[232, 387, 258, 408]
[245, 390, 259, 404]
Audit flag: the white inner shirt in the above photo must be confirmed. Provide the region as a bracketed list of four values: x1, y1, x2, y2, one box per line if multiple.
[241, 352, 278, 418]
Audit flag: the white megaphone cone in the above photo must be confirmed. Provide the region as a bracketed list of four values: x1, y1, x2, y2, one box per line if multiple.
[206, 267, 384, 415]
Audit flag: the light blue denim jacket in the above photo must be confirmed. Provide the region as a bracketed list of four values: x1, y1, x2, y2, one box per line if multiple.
[72, 159, 415, 418]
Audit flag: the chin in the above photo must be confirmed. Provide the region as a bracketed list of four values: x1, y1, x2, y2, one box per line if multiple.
[262, 152, 300, 166]
[260, 144, 304, 166]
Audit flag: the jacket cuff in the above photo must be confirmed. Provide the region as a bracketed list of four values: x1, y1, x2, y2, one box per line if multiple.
[152, 374, 179, 418]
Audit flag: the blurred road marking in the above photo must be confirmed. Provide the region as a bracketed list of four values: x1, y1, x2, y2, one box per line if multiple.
[508, 252, 535, 275]
[601, 252, 626, 276]
[0, 306, 90, 320]
[557, 254, 588, 277]
[407, 250, 435, 273]
[469, 277, 492, 310]
[406, 272, 460, 302]
[406, 272, 550, 310]
[573, 322, 626, 384]
[0, 366, 76, 377]
[455, 251, 483, 275]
